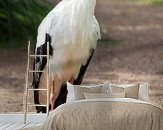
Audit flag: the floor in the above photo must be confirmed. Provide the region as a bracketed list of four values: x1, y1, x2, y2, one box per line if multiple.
[0, 114, 46, 130]
[0, 122, 42, 130]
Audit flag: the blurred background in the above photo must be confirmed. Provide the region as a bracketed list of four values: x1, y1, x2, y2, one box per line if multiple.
[0, 0, 163, 112]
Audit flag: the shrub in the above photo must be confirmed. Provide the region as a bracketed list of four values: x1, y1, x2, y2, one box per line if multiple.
[0, 0, 53, 47]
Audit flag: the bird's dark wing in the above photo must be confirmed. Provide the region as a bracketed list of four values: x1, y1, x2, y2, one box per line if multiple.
[74, 49, 94, 85]
[54, 49, 95, 107]
[32, 33, 53, 113]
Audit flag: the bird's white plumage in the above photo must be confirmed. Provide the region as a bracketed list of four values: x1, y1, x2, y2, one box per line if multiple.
[36, 0, 100, 48]
[36, 0, 100, 104]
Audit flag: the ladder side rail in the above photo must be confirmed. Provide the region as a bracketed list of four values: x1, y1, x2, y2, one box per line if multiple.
[46, 42, 50, 115]
[24, 41, 31, 124]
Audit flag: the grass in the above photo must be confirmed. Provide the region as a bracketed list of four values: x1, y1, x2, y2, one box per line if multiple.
[99, 39, 123, 45]
[137, 0, 163, 4]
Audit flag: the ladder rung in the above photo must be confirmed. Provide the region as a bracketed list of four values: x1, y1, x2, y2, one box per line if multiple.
[27, 103, 47, 107]
[28, 89, 47, 91]
[30, 55, 48, 57]
[29, 70, 47, 73]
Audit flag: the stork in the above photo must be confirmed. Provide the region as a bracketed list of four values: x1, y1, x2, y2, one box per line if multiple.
[32, 0, 101, 113]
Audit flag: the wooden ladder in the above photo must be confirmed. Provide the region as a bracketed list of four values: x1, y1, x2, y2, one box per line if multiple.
[24, 41, 50, 124]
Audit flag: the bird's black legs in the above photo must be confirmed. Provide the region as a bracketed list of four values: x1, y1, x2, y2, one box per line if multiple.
[54, 84, 68, 108]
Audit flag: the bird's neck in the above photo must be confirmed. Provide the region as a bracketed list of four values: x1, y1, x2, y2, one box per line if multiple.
[70, 0, 96, 26]
[59, 0, 97, 45]
[77, 0, 96, 16]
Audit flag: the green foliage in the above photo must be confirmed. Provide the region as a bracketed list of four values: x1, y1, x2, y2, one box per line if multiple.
[0, 0, 53, 48]
[137, 0, 163, 4]
[99, 39, 123, 45]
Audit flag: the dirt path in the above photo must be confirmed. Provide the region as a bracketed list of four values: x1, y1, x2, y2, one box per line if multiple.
[0, 0, 163, 112]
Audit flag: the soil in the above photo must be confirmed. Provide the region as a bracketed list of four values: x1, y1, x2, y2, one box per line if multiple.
[0, 0, 163, 112]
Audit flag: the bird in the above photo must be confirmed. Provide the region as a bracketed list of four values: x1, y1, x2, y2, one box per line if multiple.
[32, 0, 101, 113]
